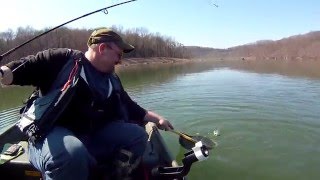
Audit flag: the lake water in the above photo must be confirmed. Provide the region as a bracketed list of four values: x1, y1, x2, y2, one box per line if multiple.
[118, 60, 320, 180]
[1, 60, 320, 180]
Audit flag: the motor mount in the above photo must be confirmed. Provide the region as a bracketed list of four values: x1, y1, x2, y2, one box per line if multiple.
[152, 141, 210, 179]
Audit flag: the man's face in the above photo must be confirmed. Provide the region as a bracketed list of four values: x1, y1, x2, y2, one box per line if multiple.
[99, 43, 123, 73]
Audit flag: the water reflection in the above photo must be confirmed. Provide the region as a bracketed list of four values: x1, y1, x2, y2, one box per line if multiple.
[117, 61, 219, 89]
[215, 60, 320, 80]
[117, 60, 320, 91]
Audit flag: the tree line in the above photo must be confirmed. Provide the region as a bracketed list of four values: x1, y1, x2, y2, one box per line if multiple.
[0, 26, 191, 65]
[197, 31, 320, 61]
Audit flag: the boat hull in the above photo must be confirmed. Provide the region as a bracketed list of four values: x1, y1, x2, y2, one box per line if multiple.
[0, 108, 180, 179]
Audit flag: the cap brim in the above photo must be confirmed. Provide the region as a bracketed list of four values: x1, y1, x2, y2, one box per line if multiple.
[116, 41, 134, 53]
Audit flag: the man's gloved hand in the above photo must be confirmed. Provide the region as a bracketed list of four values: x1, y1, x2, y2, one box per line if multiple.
[0, 66, 13, 85]
[0, 68, 4, 79]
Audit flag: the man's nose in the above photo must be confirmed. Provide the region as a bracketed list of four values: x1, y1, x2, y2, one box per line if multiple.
[115, 59, 122, 65]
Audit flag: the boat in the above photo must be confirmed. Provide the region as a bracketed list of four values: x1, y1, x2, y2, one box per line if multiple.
[0, 107, 206, 179]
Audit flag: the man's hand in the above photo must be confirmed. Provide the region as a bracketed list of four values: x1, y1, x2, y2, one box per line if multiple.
[157, 118, 174, 131]
[0, 66, 13, 85]
[144, 111, 174, 131]
[0, 68, 3, 79]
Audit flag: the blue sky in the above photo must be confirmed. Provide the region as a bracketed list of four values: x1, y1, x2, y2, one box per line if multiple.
[0, 0, 319, 49]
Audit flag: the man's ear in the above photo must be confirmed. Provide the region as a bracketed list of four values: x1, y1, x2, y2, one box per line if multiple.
[98, 43, 107, 54]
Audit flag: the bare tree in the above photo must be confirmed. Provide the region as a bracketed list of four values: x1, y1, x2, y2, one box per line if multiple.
[0, 26, 191, 64]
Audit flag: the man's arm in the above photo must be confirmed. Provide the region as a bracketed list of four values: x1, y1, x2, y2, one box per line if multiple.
[121, 90, 174, 130]
[0, 48, 70, 93]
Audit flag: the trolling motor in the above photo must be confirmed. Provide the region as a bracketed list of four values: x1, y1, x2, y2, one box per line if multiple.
[152, 141, 210, 179]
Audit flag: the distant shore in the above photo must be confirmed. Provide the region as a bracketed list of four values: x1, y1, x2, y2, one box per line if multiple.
[121, 57, 320, 64]
[118, 57, 320, 69]
[118, 57, 195, 68]
[116, 57, 320, 78]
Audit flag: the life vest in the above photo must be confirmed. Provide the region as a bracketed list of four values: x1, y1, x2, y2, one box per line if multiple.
[56, 64, 129, 135]
[15, 50, 82, 143]
[16, 50, 128, 143]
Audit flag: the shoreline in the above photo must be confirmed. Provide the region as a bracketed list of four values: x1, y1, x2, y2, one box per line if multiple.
[116, 56, 320, 70]
[120, 57, 320, 66]
[120, 57, 194, 66]
[116, 57, 320, 78]
[117, 57, 195, 70]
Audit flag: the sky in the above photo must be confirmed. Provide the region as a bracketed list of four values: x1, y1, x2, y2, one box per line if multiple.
[0, 0, 319, 49]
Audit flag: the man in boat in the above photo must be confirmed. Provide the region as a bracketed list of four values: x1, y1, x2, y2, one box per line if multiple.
[0, 27, 174, 179]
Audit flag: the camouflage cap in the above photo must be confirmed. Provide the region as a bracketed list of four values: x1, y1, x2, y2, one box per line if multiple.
[87, 28, 134, 53]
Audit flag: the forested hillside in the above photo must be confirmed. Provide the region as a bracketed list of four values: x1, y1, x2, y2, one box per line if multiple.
[2, 27, 319, 64]
[188, 31, 320, 61]
[0, 26, 191, 64]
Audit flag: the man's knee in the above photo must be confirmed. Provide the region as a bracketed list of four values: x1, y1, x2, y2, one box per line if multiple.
[62, 135, 91, 164]
[29, 127, 93, 179]
[43, 128, 90, 165]
[127, 124, 148, 156]
[133, 124, 148, 142]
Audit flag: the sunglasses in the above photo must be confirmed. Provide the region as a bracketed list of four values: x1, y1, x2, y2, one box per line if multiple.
[105, 44, 123, 59]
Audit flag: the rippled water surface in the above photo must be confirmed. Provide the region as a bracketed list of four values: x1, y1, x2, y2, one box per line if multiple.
[1, 60, 320, 180]
[119, 61, 320, 180]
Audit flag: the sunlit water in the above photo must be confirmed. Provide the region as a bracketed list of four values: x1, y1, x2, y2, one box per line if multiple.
[119, 61, 320, 180]
[1, 60, 320, 180]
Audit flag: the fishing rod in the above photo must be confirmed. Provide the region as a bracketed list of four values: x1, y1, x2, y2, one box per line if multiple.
[0, 0, 137, 63]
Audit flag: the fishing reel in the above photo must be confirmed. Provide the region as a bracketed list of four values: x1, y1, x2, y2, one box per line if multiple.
[152, 141, 210, 179]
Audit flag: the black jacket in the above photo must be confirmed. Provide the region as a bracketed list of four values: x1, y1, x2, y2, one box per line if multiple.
[7, 48, 147, 135]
